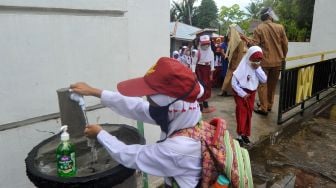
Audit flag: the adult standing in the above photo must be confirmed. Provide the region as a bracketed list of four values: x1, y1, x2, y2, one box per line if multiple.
[252, 7, 288, 115]
[218, 24, 246, 96]
[196, 35, 215, 113]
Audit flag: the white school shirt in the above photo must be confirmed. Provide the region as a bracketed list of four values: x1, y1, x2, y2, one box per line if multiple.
[97, 90, 202, 187]
[191, 55, 198, 73]
[231, 67, 267, 97]
[198, 48, 215, 71]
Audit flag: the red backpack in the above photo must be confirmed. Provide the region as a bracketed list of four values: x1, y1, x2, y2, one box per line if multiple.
[172, 118, 253, 188]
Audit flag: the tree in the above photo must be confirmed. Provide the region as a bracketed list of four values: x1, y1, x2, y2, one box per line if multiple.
[218, 4, 246, 32]
[170, 0, 198, 25]
[270, 0, 315, 41]
[245, 0, 263, 19]
[262, 0, 279, 8]
[193, 0, 218, 28]
[296, 0, 315, 32]
[170, 6, 178, 21]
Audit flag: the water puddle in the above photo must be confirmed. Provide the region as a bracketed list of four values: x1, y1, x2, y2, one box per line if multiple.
[251, 104, 336, 187]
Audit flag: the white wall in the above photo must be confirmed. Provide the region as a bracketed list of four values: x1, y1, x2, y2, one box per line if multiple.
[0, 0, 169, 187]
[0, 1, 128, 125]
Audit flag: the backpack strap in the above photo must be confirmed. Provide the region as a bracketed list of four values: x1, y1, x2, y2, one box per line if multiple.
[209, 118, 225, 145]
[170, 121, 202, 139]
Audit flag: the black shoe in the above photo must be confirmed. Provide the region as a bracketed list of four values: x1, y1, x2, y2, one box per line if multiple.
[236, 138, 244, 147]
[254, 108, 268, 116]
[217, 92, 225, 97]
[256, 103, 271, 112]
[224, 93, 232, 97]
[241, 136, 251, 144]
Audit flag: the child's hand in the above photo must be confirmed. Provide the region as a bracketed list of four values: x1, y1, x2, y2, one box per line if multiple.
[251, 62, 260, 69]
[84, 124, 103, 138]
[70, 82, 102, 97]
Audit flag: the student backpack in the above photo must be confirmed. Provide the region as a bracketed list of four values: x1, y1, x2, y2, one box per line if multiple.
[172, 118, 253, 188]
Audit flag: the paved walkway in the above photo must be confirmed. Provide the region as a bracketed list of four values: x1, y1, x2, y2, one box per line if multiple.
[202, 87, 282, 145]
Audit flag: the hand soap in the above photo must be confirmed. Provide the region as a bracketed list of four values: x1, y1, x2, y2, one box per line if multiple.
[56, 125, 76, 177]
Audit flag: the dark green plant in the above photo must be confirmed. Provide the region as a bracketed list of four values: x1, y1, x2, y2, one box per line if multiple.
[171, 0, 197, 25]
[193, 0, 218, 28]
[265, 0, 315, 42]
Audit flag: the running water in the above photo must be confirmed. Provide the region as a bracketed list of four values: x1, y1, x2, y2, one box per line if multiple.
[70, 93, 98, 164]
[83, 109, 98, 164]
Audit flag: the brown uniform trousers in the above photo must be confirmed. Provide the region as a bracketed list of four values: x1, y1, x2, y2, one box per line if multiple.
[253, 20, 288, 112]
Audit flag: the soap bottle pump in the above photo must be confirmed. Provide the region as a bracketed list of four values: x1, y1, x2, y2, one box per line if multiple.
[56, 125, 76, 177]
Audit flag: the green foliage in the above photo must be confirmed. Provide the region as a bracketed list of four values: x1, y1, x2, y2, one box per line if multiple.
[271, 0, 315, 42]
[244, 0, 315, 41]
[262, 0, 280, 8]
[239, 19, 251, 34]
[170, 0, 315, 42]
[170, 0, 197, 25]
[193, 0, 218, 28]
[218, 4, 246, 33]
[281, 20, 309, 42]
[245, 0, 263, 19]
[219, 4, 246, 23]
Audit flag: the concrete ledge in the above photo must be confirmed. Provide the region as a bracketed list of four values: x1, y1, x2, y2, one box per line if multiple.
[0, 0, 127, 12]
[0, 5, 126, 17]
[0, 104, 104, 132]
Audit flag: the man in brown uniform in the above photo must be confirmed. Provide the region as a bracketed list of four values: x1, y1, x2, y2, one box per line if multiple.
[253, 7, 288, 115]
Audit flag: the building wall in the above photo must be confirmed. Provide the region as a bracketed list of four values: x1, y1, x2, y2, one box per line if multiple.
[0, 0, 169, 187]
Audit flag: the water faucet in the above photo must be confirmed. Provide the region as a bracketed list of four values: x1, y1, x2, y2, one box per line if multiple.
[70, 93, 86, 111]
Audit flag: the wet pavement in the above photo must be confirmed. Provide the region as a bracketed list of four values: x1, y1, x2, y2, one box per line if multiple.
[202, 87, 281, 146]
[250, 106, 336, 187]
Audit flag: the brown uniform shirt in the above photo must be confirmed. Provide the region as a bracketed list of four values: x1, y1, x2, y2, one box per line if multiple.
[253, 20, 288, 67]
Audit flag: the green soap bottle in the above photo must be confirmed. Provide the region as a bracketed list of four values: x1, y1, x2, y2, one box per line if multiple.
[56, 125, 76, 177]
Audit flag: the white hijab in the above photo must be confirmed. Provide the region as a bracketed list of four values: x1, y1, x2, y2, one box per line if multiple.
[150, 83, 204, 138]
[198, 45, 214, 63]
[233, 46, 262, 91]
